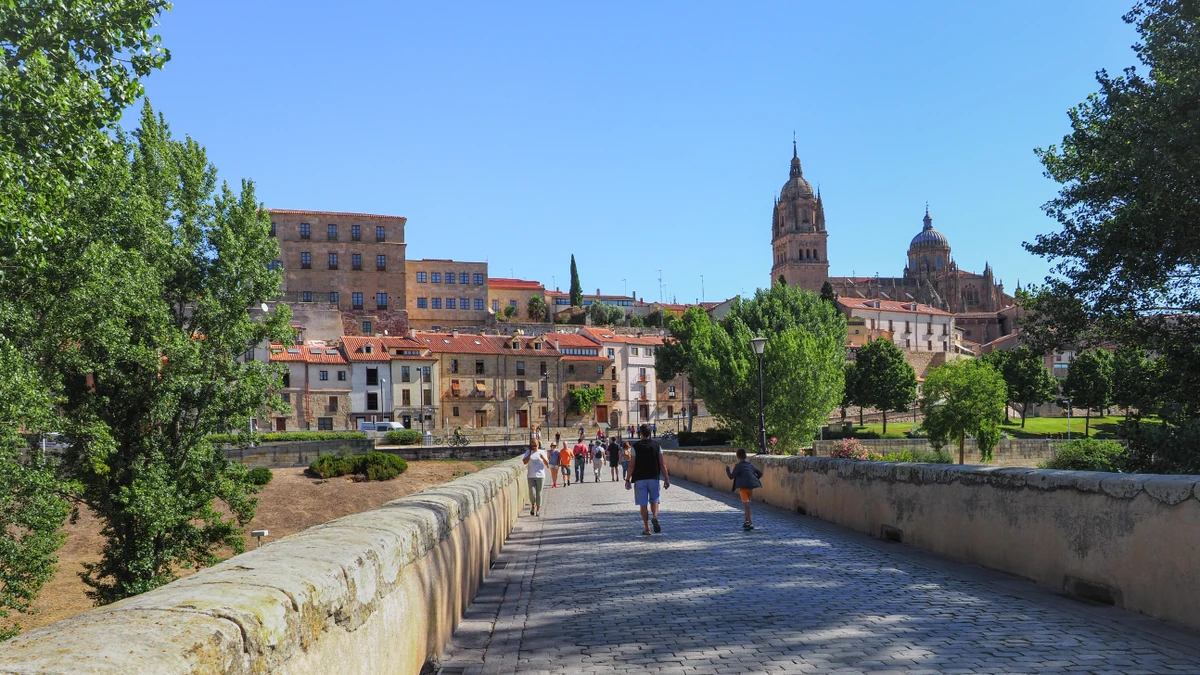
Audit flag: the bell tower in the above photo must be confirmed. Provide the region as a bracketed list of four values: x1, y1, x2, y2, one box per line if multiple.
[769, 139, 829, 292]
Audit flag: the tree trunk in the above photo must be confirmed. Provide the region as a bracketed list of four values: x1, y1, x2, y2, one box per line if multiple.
[858, 406, 863, 427]
[881, 409, 888, 435]
[958, 429, 966, 465]
[1085, 408, 1091, 437]
[1020, 403, 1027, 428]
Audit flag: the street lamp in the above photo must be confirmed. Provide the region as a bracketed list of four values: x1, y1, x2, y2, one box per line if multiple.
[527, 395, 534, 442]
[750, 336, 768, 455]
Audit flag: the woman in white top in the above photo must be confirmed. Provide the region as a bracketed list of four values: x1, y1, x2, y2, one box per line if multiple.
[522, 438, 550, 517]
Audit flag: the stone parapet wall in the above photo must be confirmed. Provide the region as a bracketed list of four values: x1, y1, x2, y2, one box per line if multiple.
[663, 451, 1200, 632]
[811, 438, 1061, 467]
[223, 438, 376, 467]
[0, 460, 528, 674]
[380, 443, 527, 461]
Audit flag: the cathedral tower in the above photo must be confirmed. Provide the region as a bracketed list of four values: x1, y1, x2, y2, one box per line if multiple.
[769, 140, 828, 292]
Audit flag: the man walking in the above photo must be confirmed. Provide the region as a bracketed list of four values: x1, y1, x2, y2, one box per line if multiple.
[606, 437, 621, 481]
[625, 424, 670, 535]
[573, 437, 588, 484]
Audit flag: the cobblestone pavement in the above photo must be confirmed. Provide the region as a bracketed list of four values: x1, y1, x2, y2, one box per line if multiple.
[435, 475, 1200, 674]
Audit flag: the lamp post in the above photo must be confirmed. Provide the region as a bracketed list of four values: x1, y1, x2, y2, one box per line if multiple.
[750, 336, 768, 455]
[527, 395, 534, 442]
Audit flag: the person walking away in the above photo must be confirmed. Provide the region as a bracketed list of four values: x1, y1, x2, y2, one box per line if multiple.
[558, 443, 573, 486]
[625, 424, 670, 535]
[726, 448, 764, 531]
[607, 438, 621, 481]
[620, 441, 632, 480]
[592, 442, 605, 482]
[573, 438, 588, 484]
[547, 441, 560, 487]
[523, 439, 550, 517]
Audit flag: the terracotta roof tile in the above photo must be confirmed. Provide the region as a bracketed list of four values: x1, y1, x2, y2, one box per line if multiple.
[836, 297, 952, 317]
[488, 277, 545, 290]
[267, 208, 406, 220]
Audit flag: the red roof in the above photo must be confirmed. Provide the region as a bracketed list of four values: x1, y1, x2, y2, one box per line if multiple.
[267, 208, 406, 220]
[380, 336, 439, 361]
[340, 336, 393, 361]
[546, 332, 610, 361]
[836, 297, 952, 317]
[578, 327, 664, 346]
[268, 342, 348, 364]
[488, 277, 545, 291]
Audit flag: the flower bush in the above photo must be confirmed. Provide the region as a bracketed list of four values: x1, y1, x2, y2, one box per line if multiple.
[829, 438, 869, 460]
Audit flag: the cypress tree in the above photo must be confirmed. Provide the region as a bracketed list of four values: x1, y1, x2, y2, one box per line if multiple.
[569, 255, 583, 307]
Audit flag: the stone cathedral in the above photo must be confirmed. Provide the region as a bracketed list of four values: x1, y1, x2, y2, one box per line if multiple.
[769, 144, 1017, 343]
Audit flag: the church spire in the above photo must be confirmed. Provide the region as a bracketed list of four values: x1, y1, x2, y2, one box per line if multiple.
[923, 203, 933, 230]
[790, 133, 802, 178]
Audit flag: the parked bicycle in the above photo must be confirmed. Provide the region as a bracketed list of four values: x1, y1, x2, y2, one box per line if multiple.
[436, 428, 471, 447]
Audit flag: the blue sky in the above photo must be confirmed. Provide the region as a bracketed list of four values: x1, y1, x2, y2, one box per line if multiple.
[136, 1, 1138, 305]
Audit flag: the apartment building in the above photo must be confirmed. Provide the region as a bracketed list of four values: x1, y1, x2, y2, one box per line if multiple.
[488, 278, 548, 322]
[836, 297, 954, 353]
[546, 332, 611, 427]
[579, 328, 662, 429]
[266, 341, 351, 431]
[381, 336, 441, 431]
[406, 259, 490, 330]
[341, 336, 394, 428]
[269, 209, 409, 336]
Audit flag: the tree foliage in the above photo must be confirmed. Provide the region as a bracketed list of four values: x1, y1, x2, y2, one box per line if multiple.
[820, 281, 836, 305]
[658, 284, 845, 453]
[984, 347, 1059, 427]
[920, 359, 1007, 463]
[527, 294, 547, 323]
[569, 255, 582, 307]
[1062, 349, 1114, 437]
[841, 362, 860, 423]
[586, 301, 624, 326]
[567, 387, 605, 415]
[853, 338, 917, 434]
[1111, 345, 1160, 418]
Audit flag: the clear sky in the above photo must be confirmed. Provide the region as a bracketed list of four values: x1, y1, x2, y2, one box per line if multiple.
[135, 1, 1139, 305]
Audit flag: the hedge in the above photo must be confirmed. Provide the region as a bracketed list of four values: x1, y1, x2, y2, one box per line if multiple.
[212, 431, 368, 445]
[307, 450, 409, 481]
[384, 429, 423, 445]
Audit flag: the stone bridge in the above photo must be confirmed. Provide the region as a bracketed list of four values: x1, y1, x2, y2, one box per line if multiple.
[2, 454, 1198, 674]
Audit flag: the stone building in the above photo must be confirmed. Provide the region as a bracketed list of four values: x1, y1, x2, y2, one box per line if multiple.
[381, 336, 441, 431]
[488, 278, 548, 323]
[405, 259, 490, 330]
[269, 209, 409, 337]
[579, 328, 662, 430]
[835, 297, 954, 353]
[769, 139, 828, 293]
[266, 341, 351, 431]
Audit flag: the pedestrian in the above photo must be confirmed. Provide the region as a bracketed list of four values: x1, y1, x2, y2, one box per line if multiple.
[620, 441, 631, 480]
[522, 439, 550, 517]
[573, 437, 588, 484]
[625, 424, 670, 535]
[607, 437, 621, 481]
[579, 423, 585, 438]
[547, 441, 560, 487]
[558, 443, 573, 486]
[555, 431, 561, 446]
[726, 448, 764, 531]
[592, 442, 605, 482]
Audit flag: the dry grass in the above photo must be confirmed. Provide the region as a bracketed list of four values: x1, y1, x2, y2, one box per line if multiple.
[11, 460, 498, 634]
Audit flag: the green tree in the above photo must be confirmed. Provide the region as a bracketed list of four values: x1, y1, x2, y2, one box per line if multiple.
[854, 338, 917, 434]
[527, 294, 547, 323]
[992, 347, 1059, 428]
[660, 286, 845, 452]
[921, 359, 1007, 464]
[841, 361, 860, 423]
[1111, 345, 1160, 419]
[569, 255, 583, 307]
[1062, 349, 1114, 437]
[586, 302, 624, 326]
[502, 304, 517, 320]
[629, 314, 646, 328]
[820, 281, 836, 305]
[646, 309, 666, 327]
[776, 275, 787, 286]
[567, 387, 605, 415]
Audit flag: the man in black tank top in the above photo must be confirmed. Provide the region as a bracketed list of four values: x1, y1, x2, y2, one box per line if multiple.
[625, 424, 671, 535]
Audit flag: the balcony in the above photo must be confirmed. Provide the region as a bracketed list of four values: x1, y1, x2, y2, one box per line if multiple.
[637, 375, 648, 383]
[513, 389, 533, 398]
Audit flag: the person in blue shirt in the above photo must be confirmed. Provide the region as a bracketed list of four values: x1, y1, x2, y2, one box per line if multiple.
[726, 448, 764, 531]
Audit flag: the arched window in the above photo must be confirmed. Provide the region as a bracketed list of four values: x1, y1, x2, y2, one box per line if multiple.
[936, 255, 943, 269]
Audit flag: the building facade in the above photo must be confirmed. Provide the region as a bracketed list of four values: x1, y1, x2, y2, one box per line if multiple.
[488, 278, 548, 323]
[580, 328, 662, 430]
[341, 336, 394, 428]
[267, 341, 352, 431]
[381, 336, 441, 431]
[835, 297, 954, 353]
[406, 259, 489, 330]
[770, 140, 829, 293]
[549, 332, 611, 428]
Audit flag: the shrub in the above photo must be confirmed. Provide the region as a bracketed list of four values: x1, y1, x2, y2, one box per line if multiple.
[873, 448, 953, 464]
[213, 431, 367, 445]
[246, 466, 274, 486]
[385, 429, 423, 445]
[1040, 439, 1129, 472]
[356, 452, 408, 481]
[829, 438, 869, 460]
[308, 453, 356, 479]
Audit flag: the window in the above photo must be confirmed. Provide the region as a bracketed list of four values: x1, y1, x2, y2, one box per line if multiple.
[452, 406, 460, 417]
[367, 392, 378, 410]
[607, 348, 614, 358]
[317, 417, 333, 430]
[416, 271, 427, 283]
[645, 347, 653, 356]
[516, 361, 525, 376]
[422, 366, 431, 383]
[509, 300, 517, 308]
[268, 260, 282, 271]
[328, 252, 338, 270]
[417, 297, 427, 308]
[450, 359, 458, 373]
[376, 293, 388, 310]
[300, 252, 311, 269]
[431, 298, 441, 309]
[540, 361, 547, 376]
[299, 222, 310, 239]
[888, 320, 894, 332]
[352, 253, 362, 271]
[422, 389, 432, 405]
[475, 360, 485, 375]
[473, 273, 484, 285]
[461, 298, 470, 310]
[319, 370, 329, 381]
[350, 224, 361, 241]
[280, 393, 290, 404]
[327, 223, 338, 240]
[337, 370, 346, 381]
[377, 255, 386, 271]
[631, 347, 639, 356]
[431, 272, 441, 283]
[302, 291, 313, 302]
[401, 366, 411, 383]
[330, 291, 339, 305]
[612, 385, 617, 398]
[269, 221, 276, 237]
[459, 273, 469, 284]
[567, 364, 575, 374]
[446, 298, 456, 309]
[492, 300, 499, 312]
[445, 272, 456, 285]
[352, 292, 363, 310]
[282, 372, 291, 388]
[362, 320, 372, 335]
[366, 368, 379, 386]
[540, 380, 548, 397]
[375, 225, 386, 241]
[402, 389, 411, 406]
[474, 298, 485, 310]
[668, 386, 676, 398]
[517, 379, 527, 394]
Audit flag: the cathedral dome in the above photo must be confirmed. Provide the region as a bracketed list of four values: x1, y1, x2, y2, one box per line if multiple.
[779, 139, 814, 201]
[909, 209, 949, 250]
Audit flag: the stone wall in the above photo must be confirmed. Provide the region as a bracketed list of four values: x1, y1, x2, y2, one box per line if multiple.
[0, 459, 529, 674]
[811, 438, 1061, 467]
[222, 438, 376, 467]
[380, 443, 527, 461]
[663, 451, 1200, 632]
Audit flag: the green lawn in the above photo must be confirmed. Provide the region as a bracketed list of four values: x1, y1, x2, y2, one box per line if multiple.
[835, 422, 917, 439]
[840, 415, 1144, 440]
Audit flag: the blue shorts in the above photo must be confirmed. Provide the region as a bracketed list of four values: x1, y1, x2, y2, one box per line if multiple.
[634, 479, 661, 506]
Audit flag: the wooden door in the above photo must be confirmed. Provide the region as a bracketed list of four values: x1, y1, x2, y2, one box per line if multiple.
[475, 410, 487, 428]
[595, 405, 608, 425]
[275, 417, 287, 432]
[517, 410, 528, 428]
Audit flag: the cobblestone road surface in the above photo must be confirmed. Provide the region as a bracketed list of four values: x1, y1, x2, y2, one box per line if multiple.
[435, 474, 1200, 674]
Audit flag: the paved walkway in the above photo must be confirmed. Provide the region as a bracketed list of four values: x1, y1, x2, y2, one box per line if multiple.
[435, 475, 1200, 674]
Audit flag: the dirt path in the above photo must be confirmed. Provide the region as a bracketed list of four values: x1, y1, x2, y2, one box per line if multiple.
[11, 460, 498, 634]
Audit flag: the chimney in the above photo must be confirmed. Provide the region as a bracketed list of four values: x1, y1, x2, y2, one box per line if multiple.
[596, 288, 601, 296]
[451, 329, 459, 337]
